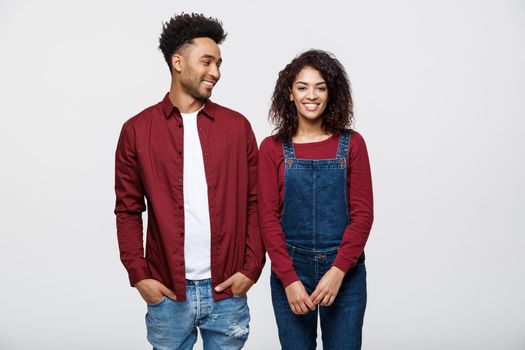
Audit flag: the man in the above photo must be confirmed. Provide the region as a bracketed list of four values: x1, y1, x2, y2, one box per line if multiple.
[114, 13, 265, 349]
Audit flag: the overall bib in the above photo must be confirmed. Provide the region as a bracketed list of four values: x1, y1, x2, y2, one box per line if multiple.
[270, 131, 367, 350]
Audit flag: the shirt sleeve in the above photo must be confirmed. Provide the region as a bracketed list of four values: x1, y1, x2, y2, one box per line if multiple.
[114, 122, 151, 286]
[258, 138, 300, 287]
[239, 120, 266, 282]
[332, 131, 374, 273]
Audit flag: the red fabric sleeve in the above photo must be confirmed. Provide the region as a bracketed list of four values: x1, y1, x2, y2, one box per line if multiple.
[333, 131, 374, 273]
[114, 122, 151, 286]
[258, 137, 300, 287]
[239, 119, 266, 282]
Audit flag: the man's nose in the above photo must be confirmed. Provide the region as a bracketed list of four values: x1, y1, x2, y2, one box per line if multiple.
[210, 64, 220, 80]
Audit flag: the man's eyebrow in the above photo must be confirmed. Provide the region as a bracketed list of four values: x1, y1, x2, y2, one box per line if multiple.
[200, 54, 221, 62]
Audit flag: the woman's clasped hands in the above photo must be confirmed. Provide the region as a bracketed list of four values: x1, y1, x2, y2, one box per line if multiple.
[284, 266, 346, 315]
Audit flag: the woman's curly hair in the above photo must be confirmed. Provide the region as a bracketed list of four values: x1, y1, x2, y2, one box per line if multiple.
[158, 13, 227, 72]
[269, 49, 354, 141]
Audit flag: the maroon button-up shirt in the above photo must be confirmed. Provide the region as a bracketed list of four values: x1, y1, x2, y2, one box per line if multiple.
[115, 93, 265, 301]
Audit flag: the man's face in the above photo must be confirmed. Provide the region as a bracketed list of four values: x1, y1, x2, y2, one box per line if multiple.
[175, 37, 222, 100]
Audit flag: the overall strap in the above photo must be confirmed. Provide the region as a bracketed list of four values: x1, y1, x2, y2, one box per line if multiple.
[283, 139, 295, 159]
[336, 130, 351, 159]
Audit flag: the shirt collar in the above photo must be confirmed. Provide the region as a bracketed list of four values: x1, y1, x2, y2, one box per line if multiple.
[161, 92, 216, 119]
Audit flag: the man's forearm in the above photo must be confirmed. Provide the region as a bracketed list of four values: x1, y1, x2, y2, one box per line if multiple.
[116, 212, 151, 286]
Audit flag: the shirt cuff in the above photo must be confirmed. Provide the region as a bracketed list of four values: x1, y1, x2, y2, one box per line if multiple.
[240, 266, 263, 284]
[128, 265, 152, 287]
[332, 255, 355, 274]
[279, 270, 301, 288]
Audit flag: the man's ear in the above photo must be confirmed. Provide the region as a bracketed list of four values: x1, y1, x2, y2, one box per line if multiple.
[172, 54, 183, 73]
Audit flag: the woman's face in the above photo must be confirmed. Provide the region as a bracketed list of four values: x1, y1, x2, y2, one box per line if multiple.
[290, 66, 328, 123]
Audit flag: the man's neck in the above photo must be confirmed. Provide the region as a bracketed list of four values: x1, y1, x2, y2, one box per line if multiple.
[168, 88, 205, 114]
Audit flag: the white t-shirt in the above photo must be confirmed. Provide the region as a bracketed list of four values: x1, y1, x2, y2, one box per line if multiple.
[181, 107, 211, 280]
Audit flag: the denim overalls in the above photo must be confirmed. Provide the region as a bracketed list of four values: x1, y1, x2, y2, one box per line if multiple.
[270, 131, 367, 350]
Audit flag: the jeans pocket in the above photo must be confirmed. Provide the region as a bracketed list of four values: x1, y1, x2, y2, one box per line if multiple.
[146, 296, 167, 307]
[232, 293, 247, 300]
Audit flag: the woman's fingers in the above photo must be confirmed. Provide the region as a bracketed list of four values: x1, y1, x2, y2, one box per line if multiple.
[296, 301, 313, 314]
[289, 300, 309, 314]
[310, 288, 322, 304]
[305, 296, 316, 310]
[319, 293, 332, 306]
[297, 302, 309, 314]
[312, 289, 325, 305]
[311, 267, 346, 306]
[286, 281, 315, 314]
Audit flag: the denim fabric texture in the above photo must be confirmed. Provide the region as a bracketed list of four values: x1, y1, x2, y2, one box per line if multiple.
[280, 132, 351, 251]
[271, 246, 366, 350]
[145, 279, 250, 350]
[272, 131, 367, 350]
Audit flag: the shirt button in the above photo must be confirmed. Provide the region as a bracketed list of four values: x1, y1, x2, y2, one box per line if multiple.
[179, 205, 183, 209]
[178, 151, 182, 155]
[178, 177, 183, 183]
[179, 124, 183, 128]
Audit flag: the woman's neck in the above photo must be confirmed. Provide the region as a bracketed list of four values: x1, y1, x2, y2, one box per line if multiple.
[293, 121, 331, 143]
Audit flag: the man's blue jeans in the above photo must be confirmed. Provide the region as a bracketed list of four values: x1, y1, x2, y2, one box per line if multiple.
[145, 279, 250, 350]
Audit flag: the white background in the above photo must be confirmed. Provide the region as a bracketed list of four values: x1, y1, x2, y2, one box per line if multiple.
[1, 0, 524, 349]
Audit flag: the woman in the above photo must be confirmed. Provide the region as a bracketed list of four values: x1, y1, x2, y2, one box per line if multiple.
[258, 49, 374, 349]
